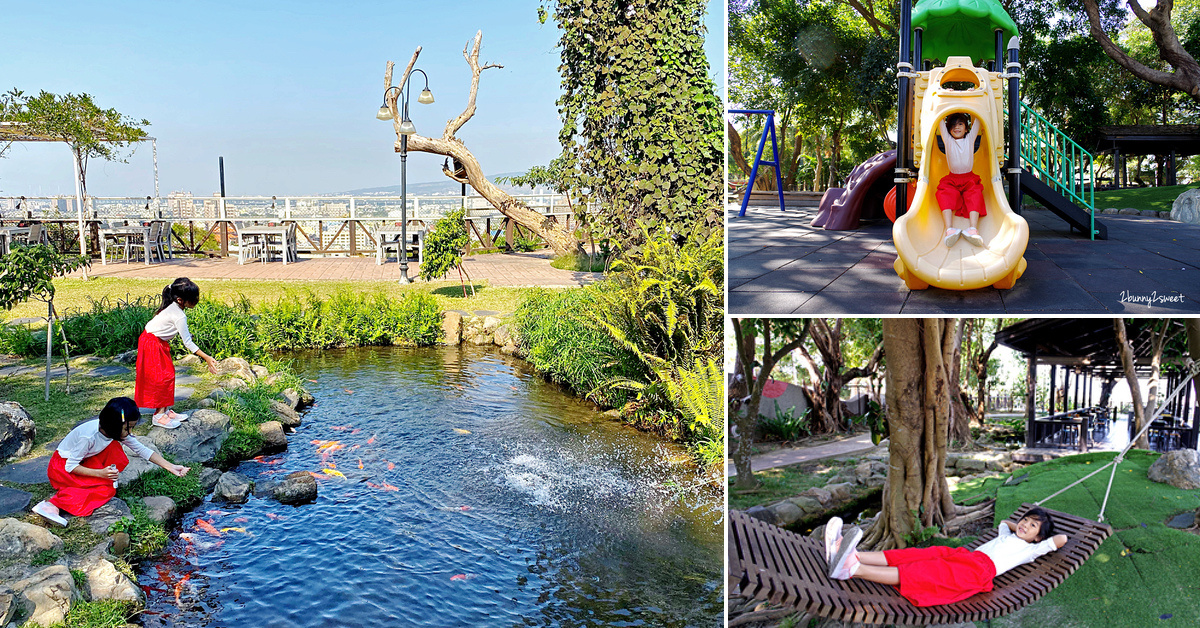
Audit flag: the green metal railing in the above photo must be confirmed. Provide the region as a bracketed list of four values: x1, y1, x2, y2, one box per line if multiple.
[1019, 102, 1097, 239]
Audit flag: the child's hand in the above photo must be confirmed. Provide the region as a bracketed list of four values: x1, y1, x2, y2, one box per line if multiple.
[102, 465, 120, 481]
[206, 357, 219, 375]
[169, 464, 190, 477]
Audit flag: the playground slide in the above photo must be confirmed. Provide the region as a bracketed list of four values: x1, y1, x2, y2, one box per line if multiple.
[893, 57, 1029, 290]
[811, 150, 895, 230]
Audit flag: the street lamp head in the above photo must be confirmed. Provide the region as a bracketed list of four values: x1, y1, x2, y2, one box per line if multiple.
[398, 118, 416, 135]
[376, 103, 394, 121]
[417, 88, 435, 104]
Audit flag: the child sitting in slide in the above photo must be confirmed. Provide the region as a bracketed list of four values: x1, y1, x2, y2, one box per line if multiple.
[938, 112, 986, 249]
[824, 508, 1068, 607]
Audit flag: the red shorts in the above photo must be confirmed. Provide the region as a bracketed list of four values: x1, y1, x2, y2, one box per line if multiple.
[47, 442, 129, 516]
[134, 330, 175, 409]
[936, 172, 986, 219]
[884, 545, 996, 607]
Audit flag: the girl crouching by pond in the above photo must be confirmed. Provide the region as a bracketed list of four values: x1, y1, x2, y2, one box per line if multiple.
[135, 277, 219, 428]
[32, 397, 190, 526]
[825, 508, 1068, 607]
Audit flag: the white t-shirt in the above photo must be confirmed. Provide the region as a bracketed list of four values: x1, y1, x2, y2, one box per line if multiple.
[145, 302, 200, 354]
[940, 117, 981, 175]
[57, 418, 154, 472]
[975, 521, 1059, 577]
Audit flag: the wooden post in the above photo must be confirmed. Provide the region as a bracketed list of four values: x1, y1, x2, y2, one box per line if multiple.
[219, 198, 229, 257]
[1026, 353, 1037, 448]
[504, 217, 513, 250]
[1049, 364, 1057, 414]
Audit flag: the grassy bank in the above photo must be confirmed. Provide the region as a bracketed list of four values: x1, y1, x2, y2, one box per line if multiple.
[1093, 184, 1198, 213]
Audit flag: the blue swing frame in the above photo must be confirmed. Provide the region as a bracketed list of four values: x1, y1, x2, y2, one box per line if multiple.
[730, 109, 786, 217]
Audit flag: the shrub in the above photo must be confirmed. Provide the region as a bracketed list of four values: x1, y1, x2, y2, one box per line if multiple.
[0, 322, 42, 356]
[390, 291, 442, 345]
[59, 296, 155, 356]
[186, 296, 261, 359]
[420, 209, 470, 281]
[759, 403, 812, 442]
[116, 465, 205, 510]
[107, 501, 169, 558]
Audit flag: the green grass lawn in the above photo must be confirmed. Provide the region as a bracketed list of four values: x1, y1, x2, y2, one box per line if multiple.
[729, 459, 850, 511]
[1093, 184, 1199, 213]
[5, 277, 545, 322]
[984, 450, 1200, 628]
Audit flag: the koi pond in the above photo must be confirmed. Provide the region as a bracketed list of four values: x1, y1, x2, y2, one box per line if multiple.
[137, 346, 723, 627]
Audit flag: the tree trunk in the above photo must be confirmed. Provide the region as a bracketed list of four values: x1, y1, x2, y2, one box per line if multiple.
[1083, 0, 1200, 103]
[1187, 320, 1200, 437]
[864, 319, 954, 551]
[1143, 320, 1171, 438]
[386, 32, 579, 257]
[728, 120, 751, 180]
[946, 319, 973, 444]
[1114, 318, 1149, 450]
[805, 319, 883, 434]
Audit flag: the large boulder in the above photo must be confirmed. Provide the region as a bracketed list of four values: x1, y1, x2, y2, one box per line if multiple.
[147, 409, 231, 464]
[198, 467, 222, 493]
[278, 389, 300, 411]
[442, 311, 463, 345]
[493, 324, 514, 347]
[113, 350, 137, 365]
[12, 565, 78, 627]
[1171, 188, 1200, 224]
[270, 401, 302, 429]
[250, 365, 269, 379]
[217, 357, 257, 384]
[221, 378, 249, 392]
[85, 499, 131, 535]
[258, 421, 287, 452]
[273, 472, 318, 505]
[1148, 449, 1200, 489]
[75, 555, 142, 603]
[142, 496, 177, 524]
[214, 472, 251, 504]
[0, 518, 64, 560]
[768, 500, 803, 526]
[176, 354, 201, 366]
[0, 402, 35, 463]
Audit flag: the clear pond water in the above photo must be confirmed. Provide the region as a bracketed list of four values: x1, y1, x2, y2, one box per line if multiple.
[137, 346, 723, 627]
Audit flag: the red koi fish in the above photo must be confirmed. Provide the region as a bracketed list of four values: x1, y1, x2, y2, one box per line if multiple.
[196, 519, 221, 537]
[265, 513, 286, 521]
[460, 506, 472, 511]
[330, 425, 352, 431]
[252, 455, 283, 465]
[367, 435, 376, 445]
[156, 565, 173, 586]
[380, 482, 399, 491]
[344, 388, 354, 394]
[387, 462, 395, 471]
[450, 574, 467, 581]
[234, 517, 248, 523]
[350, 429, 361, 435]
[175, 573, 191, 606]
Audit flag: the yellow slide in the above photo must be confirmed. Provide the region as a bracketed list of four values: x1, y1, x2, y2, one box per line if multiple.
[893, 57, 1028, 290]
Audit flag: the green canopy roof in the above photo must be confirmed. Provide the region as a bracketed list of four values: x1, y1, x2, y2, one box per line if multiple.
[912, 0, 1019, 66]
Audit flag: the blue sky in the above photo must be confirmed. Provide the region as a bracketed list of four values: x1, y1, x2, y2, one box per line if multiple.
[1, 1, 724, 197]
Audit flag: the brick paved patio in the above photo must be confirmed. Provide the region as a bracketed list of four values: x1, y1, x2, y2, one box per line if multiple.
[729, 204, 1200, 314]
[70, 251, 599, 288]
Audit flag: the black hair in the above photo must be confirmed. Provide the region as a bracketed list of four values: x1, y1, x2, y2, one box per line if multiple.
[158, 277, 200, 313]
[945, 112, 970, 129]
[1021, 507, 1055, 542]
[98, 397, 140, 439]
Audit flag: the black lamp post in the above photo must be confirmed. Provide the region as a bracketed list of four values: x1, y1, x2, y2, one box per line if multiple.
[378, 69, 434, 283]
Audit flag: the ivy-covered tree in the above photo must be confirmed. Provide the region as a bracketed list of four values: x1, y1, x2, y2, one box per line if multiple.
[0, 243, 90, 400]
[550, 0, 723, 251]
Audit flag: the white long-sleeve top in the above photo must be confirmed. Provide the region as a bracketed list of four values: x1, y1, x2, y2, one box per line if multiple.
[56, 419, 154, 473]
[145, 302, 200, 354]
[940, 117, 981, 175]
[975, 521, 1059, 577]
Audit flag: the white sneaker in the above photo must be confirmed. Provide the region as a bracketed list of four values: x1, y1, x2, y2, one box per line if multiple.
[153, 413, 182, 429]
[943, 228, 961, 248]
[824, 517, 843, 563]
[32, 500, 67, 527]
[828, 526, 862, 578]
[833, 549, 861, 580]
[962, 228, 984, 247]
[165, 409, 189, 422]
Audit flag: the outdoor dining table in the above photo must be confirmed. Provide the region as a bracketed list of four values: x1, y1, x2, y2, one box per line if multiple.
[238, 225, 294, 265]
[99, 224, 152, 265]
[376, 226, 427, 264]
[0, 226, 31, 254]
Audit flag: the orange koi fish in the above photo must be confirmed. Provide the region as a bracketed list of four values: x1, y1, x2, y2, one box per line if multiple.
[344, 388, 354, 394]
[196, 519, 221, 537]
[307, 471, 328, 480]
[350, 428, 361, 435]
[450, 574, 467, 581]
[380, 482, 399, 491]
[174, 573, 191, 606]
[327, 461, 337, 469]
[350, 445, 360, 451]
[387, 461, 395, 470]
[357, 459, 364, 470]
[367, 435, 376, 445]
[307, 379, 318, 383]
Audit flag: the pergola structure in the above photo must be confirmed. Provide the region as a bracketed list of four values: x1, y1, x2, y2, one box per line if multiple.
[0, 121, 157, 256]
[995, 318, 1198, 453]
[1088, 125, 1200, 188]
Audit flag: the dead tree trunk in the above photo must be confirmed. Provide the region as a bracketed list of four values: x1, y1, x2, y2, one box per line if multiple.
[385, 32, 579, 257]
[864, 319, 954, 551]
[1115, 318, 1149, 450]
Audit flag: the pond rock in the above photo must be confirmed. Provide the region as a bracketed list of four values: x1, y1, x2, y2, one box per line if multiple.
[825, 482, 854, 502]
[272, 471, 318, 505]
[196, 398, 215, 409]
[113, 350, 137, 365]
[270, 401, 302, 428]
[217, 357, 257, 384]
[786, 496, 822, 517]
[221, 378, 249, 391]
[0, 518, 64, 560]
[1118, 208, 1141, 215]
[483, 316, 503, 332]
[1148, 449, 1200, 490]
[1172, 188, 1200, 224]
[744, 505, 776, 525]
[0, 591, 14, 625]
[142, 496, 176, 524]
[258, 421, 287, 452]
[493, 324, 514, 347]
[117, 441, 164, 485]
[263, 372, 285, 387]
[278, 389, 300, 410]
[214, 472, 252, 504]
[10, 564, 77, 627]
[75, 555, 141, 603]
[208, 389, 229, 401]
[442, 311, 463, 345]
[768, 500, 804, 526]
[298, 389, 315, 409]
[800, 487, 832, 506]
[251, 365, 269, 379]
[0, 402, 35, 464]
[85, 499, 131, 535]
[198, 467, 222, 493]
[147, 409, 230, 464]
[177, 354, 201, 366]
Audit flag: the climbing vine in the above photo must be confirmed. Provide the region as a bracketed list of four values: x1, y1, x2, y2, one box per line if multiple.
[549, 0, 723, 251]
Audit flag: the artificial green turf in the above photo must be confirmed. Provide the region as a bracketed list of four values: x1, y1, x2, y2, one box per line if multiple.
[988, 450, 1200, 628]
[1093, 184, 1199, 213]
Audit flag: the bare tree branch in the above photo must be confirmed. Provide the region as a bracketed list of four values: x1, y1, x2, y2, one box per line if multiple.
[1083, 0, 1200, 101]
[445, 31, 504, 139]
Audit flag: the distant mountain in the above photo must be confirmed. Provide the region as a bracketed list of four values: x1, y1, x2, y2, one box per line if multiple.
[341, 171, 550, 197]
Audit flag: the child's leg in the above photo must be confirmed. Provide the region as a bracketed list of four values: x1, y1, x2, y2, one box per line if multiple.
[851, 563, 900, 585]
[969, 211, 980, 230]
[941, 208, 954, 232]
[857, 550, 890, 566]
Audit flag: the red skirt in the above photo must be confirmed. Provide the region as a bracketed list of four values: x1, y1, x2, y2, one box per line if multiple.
[884, 545, 996, 607]
[936, 171, 986, 218]
[47, 442, 129, 516]
[134, 330, 175, 409]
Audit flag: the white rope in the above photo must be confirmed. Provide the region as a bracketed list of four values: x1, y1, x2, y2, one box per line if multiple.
[1035, 358, 1200, 523]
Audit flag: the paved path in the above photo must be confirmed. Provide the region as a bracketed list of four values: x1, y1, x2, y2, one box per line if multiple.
[727, 433, 878, 477]
[730, 203, 1200, 314]
[70, 250, 600, 288]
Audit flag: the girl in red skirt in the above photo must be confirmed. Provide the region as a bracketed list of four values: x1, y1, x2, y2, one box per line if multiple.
[824, 508, 1068, 607]
[135, 277, 219, 429]
[937, 112, 987, 249]
[31, 397, 190, 526]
